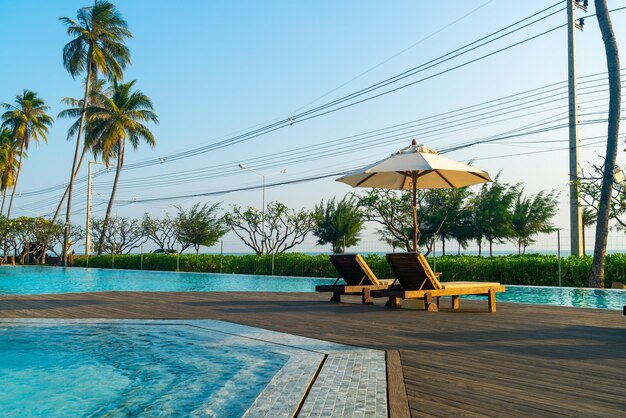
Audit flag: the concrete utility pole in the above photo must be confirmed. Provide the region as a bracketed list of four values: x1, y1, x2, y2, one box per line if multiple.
[567, 0, 587, 257]
[85, 161, 92, 257]
[85, 161, 107, 257]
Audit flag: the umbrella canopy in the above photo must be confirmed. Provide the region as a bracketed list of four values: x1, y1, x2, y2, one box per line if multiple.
[336, 140, 492, 251]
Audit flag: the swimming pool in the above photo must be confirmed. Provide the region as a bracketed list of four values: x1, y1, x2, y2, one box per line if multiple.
[0, 323, 287, 417]
[0, 319, 387, 417]
[484, 285, 626, 310]
[1, 266, 625, 310]
[0, 266, 333, 295]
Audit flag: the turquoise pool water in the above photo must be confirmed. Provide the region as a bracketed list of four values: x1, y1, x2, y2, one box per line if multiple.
[0, 266, 332, 295]
[0, 323, 288, 417]
[471, 285, 626, 310]
[0, 266, 624, 310]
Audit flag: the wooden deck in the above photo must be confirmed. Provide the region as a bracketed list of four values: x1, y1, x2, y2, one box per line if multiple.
[1, 291, 625, 417]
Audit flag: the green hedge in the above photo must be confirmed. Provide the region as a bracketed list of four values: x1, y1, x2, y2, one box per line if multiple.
[74, 253, 338, 278]
[74, 253, 626, 288]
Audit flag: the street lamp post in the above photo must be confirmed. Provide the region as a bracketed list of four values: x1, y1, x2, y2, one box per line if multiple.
[239, 164, 266, 250]
[238, 164, 288, 254]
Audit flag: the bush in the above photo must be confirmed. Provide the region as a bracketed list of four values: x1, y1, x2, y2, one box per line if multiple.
[73, 252, 626, 288]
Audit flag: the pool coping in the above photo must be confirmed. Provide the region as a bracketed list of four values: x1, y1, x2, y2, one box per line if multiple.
[0, 318, 389, 417]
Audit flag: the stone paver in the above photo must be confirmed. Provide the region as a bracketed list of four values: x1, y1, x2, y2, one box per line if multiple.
[298, 351, 387, 418]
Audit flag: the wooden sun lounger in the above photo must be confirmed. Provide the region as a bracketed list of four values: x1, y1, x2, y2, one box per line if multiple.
[381, 252, 505, 312]
[315, 254, 393, 304]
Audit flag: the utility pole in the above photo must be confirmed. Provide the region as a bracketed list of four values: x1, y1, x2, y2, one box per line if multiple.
[567, 0, 587, 257]
[85, 161, 92, 258]
[86, 161, 107, 257]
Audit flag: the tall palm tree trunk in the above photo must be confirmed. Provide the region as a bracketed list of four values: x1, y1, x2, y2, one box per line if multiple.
[3, 143, 24, 263]
[6, 142, 25, 220]
[62, 62, 93, 266]
[97, 139, 124, 255]
[40, 145, 90, 264]
[52, 146, 90, 223]
[0, 188, 6, 217]
[590, 0, 621, 288]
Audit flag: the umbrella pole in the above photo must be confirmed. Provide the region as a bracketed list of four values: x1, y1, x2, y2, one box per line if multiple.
[412, 173, 418, 253]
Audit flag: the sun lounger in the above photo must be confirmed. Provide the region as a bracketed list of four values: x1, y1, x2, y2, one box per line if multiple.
[315, 254, 394, 304]
[382, 252, 505, 312]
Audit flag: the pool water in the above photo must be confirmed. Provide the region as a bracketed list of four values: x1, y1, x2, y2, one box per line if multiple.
[0, 266, 624, 310]
[0, 266, 332, 295]
[484, 285, 626, 310]
[0, 323, 288, 417]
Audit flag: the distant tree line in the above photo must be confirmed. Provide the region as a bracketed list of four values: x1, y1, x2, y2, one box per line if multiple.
[0, 174, 568, 262]
[357, 176, 560, 256]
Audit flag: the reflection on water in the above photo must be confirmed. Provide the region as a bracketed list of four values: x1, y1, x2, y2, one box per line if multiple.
[470, 285, 626, 310]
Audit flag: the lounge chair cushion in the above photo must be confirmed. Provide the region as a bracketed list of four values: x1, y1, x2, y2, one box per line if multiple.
[441, 281, 501, 289]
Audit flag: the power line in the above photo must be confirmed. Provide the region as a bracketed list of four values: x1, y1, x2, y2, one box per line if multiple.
[16, 1, 626, 203]
[107, 117, 619, 205]
[16, 69, 623, 198]
[115, 2, 567, 170]
[90, 85, 621, 191]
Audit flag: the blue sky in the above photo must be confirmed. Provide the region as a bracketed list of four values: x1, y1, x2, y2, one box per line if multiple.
[1, 0, 625, 253]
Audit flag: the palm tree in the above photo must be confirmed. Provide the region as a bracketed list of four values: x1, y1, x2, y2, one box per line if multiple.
[1, 90, 53, 219]
[590, 0, 621, 288]
[511, 190, 559, 255]
[59, 0, 131, 264]
[0, 127, 23, 216]
[52, 78, 107, 221]
[86, 80, 158, 254]
[313, 195, 363, 253]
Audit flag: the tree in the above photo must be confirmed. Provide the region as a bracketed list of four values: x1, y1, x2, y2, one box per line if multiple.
[313, 195, 363, 253]
[0, 217, 19, 260]
[358, 188, 472, 255]
[0, 217, 78, 264]
[417, 187, 473, 256]
[42, 80, 109, 264]
[0, 127, 22, 216]
[91, 216, 145, 255]
[511, 190, 559, 254]
[176, 203, 228, 254]
[378, 229, 405, 253]
[448, 209, 477, 255]
[580, 162, 626, 225]
[358, 189, 414, 252]
[224, 202, 315, 255]
[0, 90, 53, 219]
[59, 0, 132, 264]
[472, 177, 519, 256]
[141, 214, 179, 252]
[87, 80, 158, 254]
[53, 78, 107, 222]
[589, 0, 621, 288]
[48, 223, 84, 259]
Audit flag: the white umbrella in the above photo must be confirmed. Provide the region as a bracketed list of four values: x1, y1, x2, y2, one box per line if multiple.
[336, 139, 492, 252]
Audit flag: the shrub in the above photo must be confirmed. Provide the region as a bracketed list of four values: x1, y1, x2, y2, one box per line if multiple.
[73, 253, 626, 288]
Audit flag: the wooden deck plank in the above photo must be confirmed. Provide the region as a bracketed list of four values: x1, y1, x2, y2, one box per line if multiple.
[1, 291, 625, 417]
[386, 350, 410, 418]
